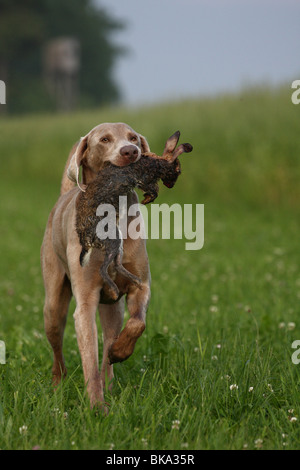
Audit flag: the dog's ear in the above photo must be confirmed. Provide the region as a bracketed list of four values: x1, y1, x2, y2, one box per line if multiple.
[67, 135, 88, 192]
[139, 134, 151, 153]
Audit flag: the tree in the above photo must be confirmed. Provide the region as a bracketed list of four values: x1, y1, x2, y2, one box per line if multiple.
[0, 0, 126, 113]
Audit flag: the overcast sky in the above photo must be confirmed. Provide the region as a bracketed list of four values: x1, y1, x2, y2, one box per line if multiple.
[97, 0, 300, 106]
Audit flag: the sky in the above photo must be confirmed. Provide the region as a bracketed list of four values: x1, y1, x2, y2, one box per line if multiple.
[97, 0, 300, 106]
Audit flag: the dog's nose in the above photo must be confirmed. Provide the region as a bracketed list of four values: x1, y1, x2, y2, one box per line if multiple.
[120, 145, 139, 161]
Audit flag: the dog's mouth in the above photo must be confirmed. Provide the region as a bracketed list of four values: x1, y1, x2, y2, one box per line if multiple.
[115, 153, 141, 167]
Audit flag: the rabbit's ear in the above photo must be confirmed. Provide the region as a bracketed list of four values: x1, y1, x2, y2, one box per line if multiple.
[162, 131, 181, 157]
[168, 143, 193, 162]
[67, 134, 88, 192]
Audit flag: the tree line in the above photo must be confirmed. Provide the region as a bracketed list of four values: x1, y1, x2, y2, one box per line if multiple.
[0, 0, 126, 113]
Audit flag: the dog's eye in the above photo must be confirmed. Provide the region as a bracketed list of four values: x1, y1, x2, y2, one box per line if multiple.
[130, 135, 138, 142]
[101, 137, 110, 143]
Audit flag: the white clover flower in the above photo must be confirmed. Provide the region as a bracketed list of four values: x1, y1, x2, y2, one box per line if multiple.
[287, 322, 296, 331]
[19, 425, 28, 435]
[209, 305, 218, 313]
[248, 387, 254, 392]
[33, 330, 43, 339]
[254, 438, 263, 449]
[171, 420, 180, 430]
[230, 384, 238, 391]
[221, 375, 231, 381]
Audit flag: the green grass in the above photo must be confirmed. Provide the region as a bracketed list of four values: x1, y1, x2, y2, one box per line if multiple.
[1, 85, 300, 449]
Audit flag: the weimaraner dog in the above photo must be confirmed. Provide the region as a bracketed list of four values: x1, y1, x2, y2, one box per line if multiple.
[41, 122, 182, 409]
[41, 123, 153, 409]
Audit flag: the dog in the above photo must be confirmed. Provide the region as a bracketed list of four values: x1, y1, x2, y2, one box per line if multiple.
[41, 123, 186, 409]
[41, 122, 154, 409]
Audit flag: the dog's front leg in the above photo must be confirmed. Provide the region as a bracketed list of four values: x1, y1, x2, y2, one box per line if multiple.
[73, 294, 104, 409]
[108, 282, 150, 364]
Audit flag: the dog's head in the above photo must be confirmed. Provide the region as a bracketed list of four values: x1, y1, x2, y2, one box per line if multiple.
[67, 122, 150, 191]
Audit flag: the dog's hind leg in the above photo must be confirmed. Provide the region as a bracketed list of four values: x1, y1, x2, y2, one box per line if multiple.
[41, 232, 72, 386]
[98, 297, 125, 392]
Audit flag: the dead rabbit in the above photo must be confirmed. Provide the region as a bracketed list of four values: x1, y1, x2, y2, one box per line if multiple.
[76, 131, 193, 300]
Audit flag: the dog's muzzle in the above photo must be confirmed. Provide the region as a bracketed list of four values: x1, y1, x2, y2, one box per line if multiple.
[120, 145, 140, 163]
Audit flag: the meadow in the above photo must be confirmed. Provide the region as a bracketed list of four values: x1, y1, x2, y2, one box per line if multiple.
[0, 85, 300, 450]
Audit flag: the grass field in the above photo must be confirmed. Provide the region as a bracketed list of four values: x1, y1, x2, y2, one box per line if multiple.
[0, 86, 300, 450]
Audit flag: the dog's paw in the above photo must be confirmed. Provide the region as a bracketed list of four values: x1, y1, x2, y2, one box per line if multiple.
[108, 318, 146, 364]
